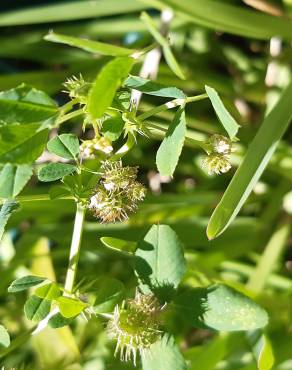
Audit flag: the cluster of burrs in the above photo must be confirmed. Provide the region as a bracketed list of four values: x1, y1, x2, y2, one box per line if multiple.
[107, 291, 163, 366]
[89, 161, 146, 223]
[202, 134, 233, 175]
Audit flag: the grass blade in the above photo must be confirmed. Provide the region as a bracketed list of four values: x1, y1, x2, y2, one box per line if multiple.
[207, 82, 292, 239]
[157, 0, 292, 40]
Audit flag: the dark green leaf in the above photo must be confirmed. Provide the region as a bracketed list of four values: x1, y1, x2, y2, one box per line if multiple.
[38, 163, 77, 182]
[142, 335, 187, 370]
[207, 82, 292, 239]
[157, 0, 292, 40]
[0, 123, 48, 164]
[8, 275, 46, 293]
[0, 164, 33, 198]
[135, 224, 186, 296]
[0, 84, 57, 125]
[24, 295, 51, 321]
[205, 85, 240, 139]
[48, 313, 74, 328]
[156, 108, 186, 176]
[174, 284, 268, 331]
[124, 75, 185, 99]
[47, 134, 79, 159]
[88, 57, 134, 119]
[0, 200, 19, 241]
[45, 32, 137, 57]
[0, 326, 10, 348]
[101, 116, 124, 142]
[93, 278, 125, 314]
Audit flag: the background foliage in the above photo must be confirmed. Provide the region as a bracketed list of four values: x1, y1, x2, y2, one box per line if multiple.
[0, 0, 291, 369]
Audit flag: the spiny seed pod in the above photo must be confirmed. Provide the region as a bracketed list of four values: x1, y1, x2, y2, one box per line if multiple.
[89, 161, 146, 222]
[202, 153, 232, 175]
[107, 291, 163, 366]
[63, 74, 91, 104]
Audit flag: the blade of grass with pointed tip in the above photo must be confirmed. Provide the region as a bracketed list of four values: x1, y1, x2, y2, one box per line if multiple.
[156, 0, 292, 40]
[141, 11, 185, 79]
[0, 0, 148, 26]
[44, 32, 137, 57]
[207, 82, 292, 239]
[205, 85, 240, 139]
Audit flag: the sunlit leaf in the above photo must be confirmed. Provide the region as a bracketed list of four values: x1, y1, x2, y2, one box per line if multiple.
[8, 275, 46, 293]
[0, 200, 19, 241]
[156, 108, 186, 176]
[47, 134, 80, 160]
[88, 57, 134, 119]
[0, 326, 10, 349]
[24, 295, 51, 321]
[0, 164, 33, 198]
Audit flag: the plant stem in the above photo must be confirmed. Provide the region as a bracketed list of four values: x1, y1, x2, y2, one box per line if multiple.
[147, 122, 208, 151]
[59, 97, 79, 114]
[64, 202, 86, 295]
[138, 94, 208, 121]
[56, 108, 84, 125]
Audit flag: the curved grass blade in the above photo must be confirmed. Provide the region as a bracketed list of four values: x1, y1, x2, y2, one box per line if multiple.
[207, 82, 292, 239]
[156, 0, 292, 41]
[44, 32, 138, 57]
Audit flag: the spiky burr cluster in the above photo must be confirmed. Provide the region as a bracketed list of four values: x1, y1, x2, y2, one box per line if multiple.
[107, 291, 163, 366]
[89, 161, 146, 223]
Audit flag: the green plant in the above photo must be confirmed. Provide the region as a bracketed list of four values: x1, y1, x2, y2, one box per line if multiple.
[0, 2, 291, 370]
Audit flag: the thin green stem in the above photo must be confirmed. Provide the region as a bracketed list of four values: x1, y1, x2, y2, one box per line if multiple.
[59, 98, 79, 114]
[137, 93, 208, 121]
[64, 202, 86, 295]
[147, 122, 208, 151]
[56, 108, 84, 125]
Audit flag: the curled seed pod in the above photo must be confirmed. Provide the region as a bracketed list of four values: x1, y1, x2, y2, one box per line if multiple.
[89, 161, 146, 222]
[107, 291, 163, 366]
[202, 153, 232, 175]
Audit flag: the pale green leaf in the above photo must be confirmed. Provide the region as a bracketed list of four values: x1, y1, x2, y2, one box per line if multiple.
[207, 82, 292, 239]
[156, 108, 186, 176]
[142, 335, 187, 370]
[56, 296, 87, 318]
[88, 57, 134, 119]
[35, 283, 61, 300]
[8, 275, 46, 293]
[248, 331, 274, 370]
[38, 163, 77, 182]
[205, 85, 240, 139]
[100, 236, 136, 255]
[0, 326, 10, 348]
[135, 224, 186, 295]
[45, 31, 137, 57]
[24, 295, 51, 321]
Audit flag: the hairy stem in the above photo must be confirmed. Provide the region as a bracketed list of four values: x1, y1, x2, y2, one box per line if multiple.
[138, 94, 208, 121]
[64, 202, 86, 295]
